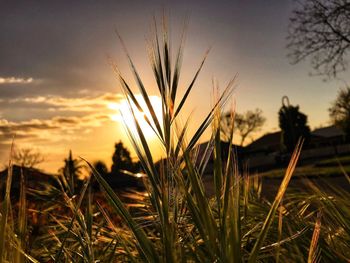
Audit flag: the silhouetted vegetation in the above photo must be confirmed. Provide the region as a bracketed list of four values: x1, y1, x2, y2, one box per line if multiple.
[59, 150, 85, 195]
[288, 0, 350, 78]
[329, 86, 350, 141]
[13, 147, 44, 168]
[93, 160, 108, 177]
[221, 108, 266, 145]
[279, 96, 311, 152]
[111, 141, 139, 175]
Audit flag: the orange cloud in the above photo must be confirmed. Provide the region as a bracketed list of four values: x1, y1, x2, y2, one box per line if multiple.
[0, 77, 33, 84]
[9, 93, 124, 112]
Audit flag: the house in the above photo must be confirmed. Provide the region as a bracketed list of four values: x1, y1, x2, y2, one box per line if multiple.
[311, 125, 346, 146]
[245, 131, 281, 155]
[244, 125, 350, 170]
[0, 165, 56, 200]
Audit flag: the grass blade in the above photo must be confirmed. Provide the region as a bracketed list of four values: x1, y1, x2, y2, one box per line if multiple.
[54, 175, 91, 261]
[0, 141, 14, 262]
[248, 139, 303, 263]
[308, 212, 322, 263]
[86, 161, 159, 262]
[14, 168, 27, 263]
[116, 31, 164, 140]
[172, 49, 210, 121]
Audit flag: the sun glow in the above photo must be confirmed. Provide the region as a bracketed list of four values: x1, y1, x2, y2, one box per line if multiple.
[108, 95, 163, 140]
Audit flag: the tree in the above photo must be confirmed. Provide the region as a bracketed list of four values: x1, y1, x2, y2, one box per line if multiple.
[13, 147, 44, 168]
[111, 141, 135, 174]
[91, 160, 108, 190]
[329, 86, 350, 140]
[287, 0, 350, 78]
[59, 150, 85, 195]
[93, 160, 109, 177]
[221, 108, 266, 146]
[279, 96, 311, 152]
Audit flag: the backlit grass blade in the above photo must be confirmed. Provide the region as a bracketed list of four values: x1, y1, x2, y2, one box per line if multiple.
[174, 116, 191, 158]
[150, 17, 166, 97]
[14, 168, 27, 263]
[170, 20, 187, 107]
[86, 161, 159, 262]
[112, 68, 163, 143]
[172, 49, 210, 121]
[186, 78, 235, 153]
[182, 150, 219, 259]
[97, 202, 137, 263]
[213, 108, 223, 213]
[222, 108, 235, 225]
[260, 226, 309, 250]
[125, 96, 162, 194]
[232, 167, 242, 263]
[248, 139, 303, 263]
[10, 243, 39, 263]
[86, 184, 94, 263]
[54, 175, 92, 261]
[0, 141, 14, 263]
[162, 17, 171, 89]
[198, 136, 214, 176]
[124, 125, 161, 198]
[308, 212, 322, 263]
[116, 31, 164, 140]
[276, 200, 283, 263]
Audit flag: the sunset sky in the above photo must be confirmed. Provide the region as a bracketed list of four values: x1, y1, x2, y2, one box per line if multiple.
[1, 0, 349, 172]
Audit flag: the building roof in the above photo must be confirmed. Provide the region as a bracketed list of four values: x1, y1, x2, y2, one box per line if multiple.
[246, 131, 281, 152]
[312, 125, 345, 138]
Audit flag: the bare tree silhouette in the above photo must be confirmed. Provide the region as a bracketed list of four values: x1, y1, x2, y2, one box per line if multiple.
[221, 109, 266, 146]
[329, 86, 350, 140]
[288, 0, 350, 78]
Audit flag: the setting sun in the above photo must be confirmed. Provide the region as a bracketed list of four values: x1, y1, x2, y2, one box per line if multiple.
[108, 95, 163, 140]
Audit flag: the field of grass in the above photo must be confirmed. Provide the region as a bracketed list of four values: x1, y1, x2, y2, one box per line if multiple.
[1, 20, 350, 262]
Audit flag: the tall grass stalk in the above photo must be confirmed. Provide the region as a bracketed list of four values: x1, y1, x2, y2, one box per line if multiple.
[14, 169, 27, 263]
[91, 18, 308, 262]
[0, 142, 14, 263]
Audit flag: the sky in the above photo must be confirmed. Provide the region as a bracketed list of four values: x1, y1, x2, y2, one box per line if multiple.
[1, 0, 349, 173]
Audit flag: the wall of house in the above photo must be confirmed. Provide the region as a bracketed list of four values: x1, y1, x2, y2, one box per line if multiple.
[246, 143, 350, 170]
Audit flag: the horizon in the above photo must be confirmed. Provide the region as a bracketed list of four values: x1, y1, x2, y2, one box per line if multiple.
[1, 0, 349, 173]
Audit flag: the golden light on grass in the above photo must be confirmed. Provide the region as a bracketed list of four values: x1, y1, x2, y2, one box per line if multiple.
[108, 94, 163, 141]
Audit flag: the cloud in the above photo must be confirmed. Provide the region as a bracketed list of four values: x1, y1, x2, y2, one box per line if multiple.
[0, 92, 129, 146]
[8, 92, 124, 112]
[0, 77, 33, 84]
[0, 113, 111, 144]
[0, 92, 142, 154]
[0, 118, 58, 131]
